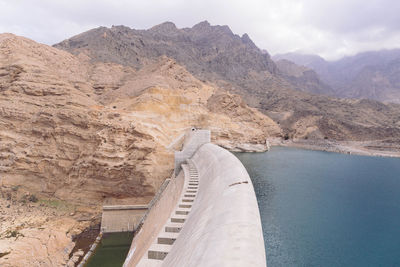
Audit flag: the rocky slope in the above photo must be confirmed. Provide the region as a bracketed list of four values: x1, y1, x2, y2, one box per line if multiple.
[0, 32, 281, 200]
[275, 59, 334, 95]
[0, 33, 281, 265]
[274, 50, 400, 103]
[55, 22, 400, 141]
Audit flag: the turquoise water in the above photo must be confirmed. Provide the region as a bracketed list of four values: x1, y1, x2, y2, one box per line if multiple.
[236, 147, 400, 267]
[85, 232, 133, 267]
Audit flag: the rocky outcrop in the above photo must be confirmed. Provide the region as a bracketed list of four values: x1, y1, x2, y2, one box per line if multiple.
[0, 33, 280, 204]
[0, 34, 162, 204]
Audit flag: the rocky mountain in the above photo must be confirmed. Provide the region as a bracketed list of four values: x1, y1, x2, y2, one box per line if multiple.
[0, 33, 280, 205]
[274, 50, 400, 103]
[55, 22, 400, 141]
[275, 59, 334, 95]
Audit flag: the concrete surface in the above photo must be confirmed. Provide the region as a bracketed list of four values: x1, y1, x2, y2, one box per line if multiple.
[101, 205, 148, 233]
[174, 129, 210, 176]
[162, 143, 266, 267]
[123, 170, 185, 266]
[124, 131, 266, 267]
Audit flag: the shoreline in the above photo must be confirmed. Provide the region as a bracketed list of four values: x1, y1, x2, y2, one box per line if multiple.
[274, 139, 400, 158]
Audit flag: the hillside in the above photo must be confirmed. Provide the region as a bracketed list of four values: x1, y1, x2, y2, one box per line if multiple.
[0, 33, 280, 204]
[55, 22, 400, 141]
[274, 50, 400, 103]
[0, 33, 282, 265]
[275, 59, 334, 95]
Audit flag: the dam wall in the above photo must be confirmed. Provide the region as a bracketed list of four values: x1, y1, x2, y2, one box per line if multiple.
[123, 128, 266, 266]
[162, 143, 266, 266]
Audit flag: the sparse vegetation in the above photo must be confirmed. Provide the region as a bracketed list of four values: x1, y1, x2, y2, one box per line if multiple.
[11, 185, 20, 192]
[39, 198, 74, 211]
[28, 194, 38, 202]
[5, 229, 24, 239]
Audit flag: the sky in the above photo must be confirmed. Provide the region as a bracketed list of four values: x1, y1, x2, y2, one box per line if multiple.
[1, 0, 400, 60]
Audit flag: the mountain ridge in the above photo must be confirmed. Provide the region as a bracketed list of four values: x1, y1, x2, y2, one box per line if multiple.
[54, 22, 400, 141]
[274, 49, 400, 103]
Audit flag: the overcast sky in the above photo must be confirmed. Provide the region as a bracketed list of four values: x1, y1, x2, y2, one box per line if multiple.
[1, 0, 399, 60]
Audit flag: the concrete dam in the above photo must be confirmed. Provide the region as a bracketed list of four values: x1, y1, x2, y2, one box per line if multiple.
[118, 129, 266, 266]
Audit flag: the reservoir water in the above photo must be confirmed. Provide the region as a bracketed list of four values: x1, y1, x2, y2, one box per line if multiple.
[236, 147, 400, 267]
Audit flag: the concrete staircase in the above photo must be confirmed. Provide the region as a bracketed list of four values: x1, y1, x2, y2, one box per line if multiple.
[136, 159, 199, 266]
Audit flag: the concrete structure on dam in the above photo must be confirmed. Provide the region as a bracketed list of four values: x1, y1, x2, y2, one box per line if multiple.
[123, 129, 266, 267]
[101, 205, 148, 233]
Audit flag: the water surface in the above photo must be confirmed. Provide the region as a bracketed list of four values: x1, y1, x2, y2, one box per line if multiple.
[236, 147, 400, 267]
[85, 232, 133, 267]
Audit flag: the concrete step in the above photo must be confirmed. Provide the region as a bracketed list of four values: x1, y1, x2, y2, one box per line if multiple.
[182, 198, 194, 202]
[171, 214, 186, 223]
[148, 244, 171, 260]
[186, 190, 197, 194]
[136, 258, 163, 267]
[188, 183, 198, 186]
[157, 232, 179, 245]
[187, 186, 198, 190]
[165, 222, 183, 233]
[184, 194, 196, 198]
[179, 203, 192, 208]
[175, 209, 190, 215]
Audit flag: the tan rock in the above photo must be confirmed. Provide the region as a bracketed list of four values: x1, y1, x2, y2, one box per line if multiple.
[0, 33, 281, 266]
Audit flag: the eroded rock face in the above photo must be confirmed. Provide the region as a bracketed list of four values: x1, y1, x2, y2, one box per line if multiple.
[0, 34, 165, 204]
[0, 34, 280, 205]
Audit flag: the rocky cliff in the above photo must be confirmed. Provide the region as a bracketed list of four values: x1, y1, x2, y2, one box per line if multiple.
[0, 33, 280, 204]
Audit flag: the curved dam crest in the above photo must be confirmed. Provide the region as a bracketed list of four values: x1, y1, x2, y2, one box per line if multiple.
[123, 130, 266, 266]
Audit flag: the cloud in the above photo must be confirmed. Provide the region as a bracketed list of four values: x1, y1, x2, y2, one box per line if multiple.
[0, 0, 399, 60]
